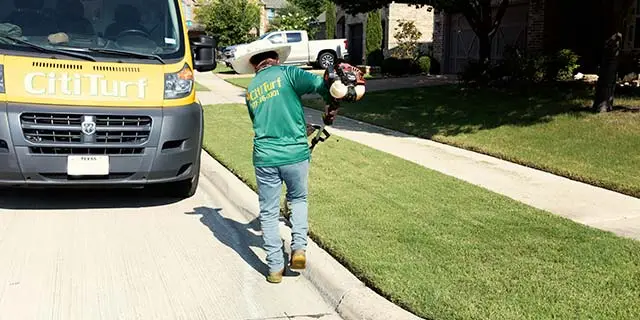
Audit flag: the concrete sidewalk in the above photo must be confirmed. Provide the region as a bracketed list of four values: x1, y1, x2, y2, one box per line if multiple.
[194, 70, 640, 241]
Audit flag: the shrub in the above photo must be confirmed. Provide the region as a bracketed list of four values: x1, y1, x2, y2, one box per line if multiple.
[428, 56, 441, 74]
[458, 60, 492, 87]
[477, 47, 580, 87]
[417, 56, 431, 74]
[325, 2, 336, 39]
[382, 57, 420, 76]
[367, 49, 385, 67]
[392, 20, 422, 60]
[546, 49, 580, 81]
[366, 10, 383, 58]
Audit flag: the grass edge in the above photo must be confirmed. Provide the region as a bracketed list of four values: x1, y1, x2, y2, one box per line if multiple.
[303, 103, 640, 199]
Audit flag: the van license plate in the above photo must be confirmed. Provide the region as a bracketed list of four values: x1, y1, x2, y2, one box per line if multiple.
[67, 155, 109, 176]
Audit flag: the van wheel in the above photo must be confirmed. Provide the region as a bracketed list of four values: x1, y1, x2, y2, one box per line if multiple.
[156, 163, 200, 199]
[318, 52, 336, 69]
[173, 174, 199, 198]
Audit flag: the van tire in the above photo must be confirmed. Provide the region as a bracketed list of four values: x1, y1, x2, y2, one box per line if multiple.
[317, 52, 336, 69]
[155, 162, 200, 199]
[173, 174, 199, 198]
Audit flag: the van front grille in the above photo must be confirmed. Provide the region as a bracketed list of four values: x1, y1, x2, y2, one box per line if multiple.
[21, 113, 152, 154]
[29, 147, 145, 155]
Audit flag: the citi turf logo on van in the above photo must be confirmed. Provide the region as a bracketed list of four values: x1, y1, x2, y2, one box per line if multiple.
[24, 72, 148, 99]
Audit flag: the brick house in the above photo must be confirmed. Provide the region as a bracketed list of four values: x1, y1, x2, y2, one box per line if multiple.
[327, 0, 637, 75]
[259, 0, 288, 35]
[330, 3, 436, 65]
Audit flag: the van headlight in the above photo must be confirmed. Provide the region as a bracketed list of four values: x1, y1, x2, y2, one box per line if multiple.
[164, 63, 193, 99]
[0, 65, 5, 93]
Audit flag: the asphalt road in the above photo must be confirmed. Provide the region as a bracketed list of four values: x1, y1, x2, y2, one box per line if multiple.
[0, 173, 342, 320]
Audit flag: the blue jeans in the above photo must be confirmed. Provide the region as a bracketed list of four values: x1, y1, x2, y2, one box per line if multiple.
[255, 159, 309, 273]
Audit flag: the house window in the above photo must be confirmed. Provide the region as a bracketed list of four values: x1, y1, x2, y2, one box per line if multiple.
[267, 8, 276, 21]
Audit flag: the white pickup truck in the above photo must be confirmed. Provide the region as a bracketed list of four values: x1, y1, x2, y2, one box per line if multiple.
[224, 30, 349, 70]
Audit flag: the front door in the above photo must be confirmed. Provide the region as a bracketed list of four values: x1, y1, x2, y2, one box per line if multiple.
[348, 23, 363, 65]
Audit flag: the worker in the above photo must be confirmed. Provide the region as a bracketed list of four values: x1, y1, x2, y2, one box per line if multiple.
[231, 41, 337, 283]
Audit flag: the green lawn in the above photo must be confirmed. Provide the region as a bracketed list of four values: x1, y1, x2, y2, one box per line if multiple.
[195, 81, 210, 91]
[225, 77, 253, 89]
[306, 85, 640, 198]
[202, 103, 640, 320]
[212, 64, 234, 74]
[226, 74, 374, 89]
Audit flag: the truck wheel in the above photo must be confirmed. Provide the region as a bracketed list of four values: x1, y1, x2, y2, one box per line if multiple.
[318, 52, 336, 69]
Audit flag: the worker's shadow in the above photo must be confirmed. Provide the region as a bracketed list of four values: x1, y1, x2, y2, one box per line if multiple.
[186, 207, 300, 278]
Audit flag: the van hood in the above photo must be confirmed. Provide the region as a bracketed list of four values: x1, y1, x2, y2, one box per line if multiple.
[1, 55, 166, 107]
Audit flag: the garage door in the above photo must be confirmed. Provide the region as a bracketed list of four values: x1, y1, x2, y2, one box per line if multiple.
[446, 3, 528, 73]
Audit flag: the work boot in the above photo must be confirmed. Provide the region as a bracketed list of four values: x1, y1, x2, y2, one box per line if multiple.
[267, 268, 284, 283]
[290, 249, 306, 270]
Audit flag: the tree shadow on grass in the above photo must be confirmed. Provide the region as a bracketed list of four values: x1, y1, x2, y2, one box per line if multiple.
[304, 82, 603, 139]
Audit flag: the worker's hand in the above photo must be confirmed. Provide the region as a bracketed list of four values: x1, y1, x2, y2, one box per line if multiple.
[306, 123, 316, 136]
[322, 104, 339, 125]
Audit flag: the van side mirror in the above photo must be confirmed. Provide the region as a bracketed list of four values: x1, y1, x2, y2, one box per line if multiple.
[189, 34, 217, 72]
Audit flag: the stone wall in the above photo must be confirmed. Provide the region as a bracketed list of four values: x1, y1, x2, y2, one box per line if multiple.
[335, 6, 375, 65]
[335, 4, 435, 63]
[431, 11, 446, 65]
[386, 3, 435, 56]
[526, 0, 545, 53]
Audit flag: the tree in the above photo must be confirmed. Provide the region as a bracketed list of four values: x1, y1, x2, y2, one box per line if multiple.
[392, 20, 422, 59]
[331, 0, 510, 66]
[592, 0, 634, 112]
[325, 1, 337, 39]
[268, 3, 320, 38]
[194, 0, 260, 47]
[289, 0, 329, 18]
[365, 10, 384, 65]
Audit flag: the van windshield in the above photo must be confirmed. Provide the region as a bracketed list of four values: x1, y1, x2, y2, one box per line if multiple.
[0, 0, 185, 62]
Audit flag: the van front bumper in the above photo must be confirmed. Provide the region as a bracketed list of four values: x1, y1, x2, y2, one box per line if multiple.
[0, 102, 203, 188]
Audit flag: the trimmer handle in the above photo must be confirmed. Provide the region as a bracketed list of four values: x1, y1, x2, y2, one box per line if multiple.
[307, 123, 331, 152]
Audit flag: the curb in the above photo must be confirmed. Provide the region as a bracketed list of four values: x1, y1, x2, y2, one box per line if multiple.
[198, 151, 424, 320]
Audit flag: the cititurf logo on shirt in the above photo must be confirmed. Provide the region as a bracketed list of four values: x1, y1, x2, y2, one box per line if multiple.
[247, 77, 283, 109]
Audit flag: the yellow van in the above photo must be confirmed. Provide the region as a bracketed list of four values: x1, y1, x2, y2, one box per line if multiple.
[0, 0, 217, 198]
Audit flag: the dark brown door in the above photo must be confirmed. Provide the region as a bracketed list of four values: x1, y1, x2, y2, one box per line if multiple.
[348, 23, 363, 65]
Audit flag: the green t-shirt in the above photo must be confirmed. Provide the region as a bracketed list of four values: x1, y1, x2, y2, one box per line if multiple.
[245, 65, 330, 168]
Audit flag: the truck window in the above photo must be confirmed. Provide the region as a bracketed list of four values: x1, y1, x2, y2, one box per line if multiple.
[267, 33, 284, 44]
[0, 0, 185, 63]
[286, 32, 302, 43]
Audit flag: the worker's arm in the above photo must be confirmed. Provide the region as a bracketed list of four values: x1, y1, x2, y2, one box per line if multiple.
[284, 66, 338, 124]
[284, 66, 332, 104]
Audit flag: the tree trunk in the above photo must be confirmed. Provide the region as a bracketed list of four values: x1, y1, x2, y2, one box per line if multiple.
[592, 0, 634, 112]
[592, 33, 622, 112]
[478, 33, 492, 66]
[464, 0, 510, 67]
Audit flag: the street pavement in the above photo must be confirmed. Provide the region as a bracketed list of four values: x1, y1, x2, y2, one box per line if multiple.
[0, 160, 342, 319]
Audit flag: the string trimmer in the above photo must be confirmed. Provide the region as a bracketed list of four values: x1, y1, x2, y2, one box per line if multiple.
[282, 61, 366, 217]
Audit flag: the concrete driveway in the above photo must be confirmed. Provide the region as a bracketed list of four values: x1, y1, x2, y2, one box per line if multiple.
[0, 156, 341, 320]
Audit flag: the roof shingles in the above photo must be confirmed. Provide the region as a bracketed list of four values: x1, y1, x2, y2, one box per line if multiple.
[263, 0, 287, 9]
